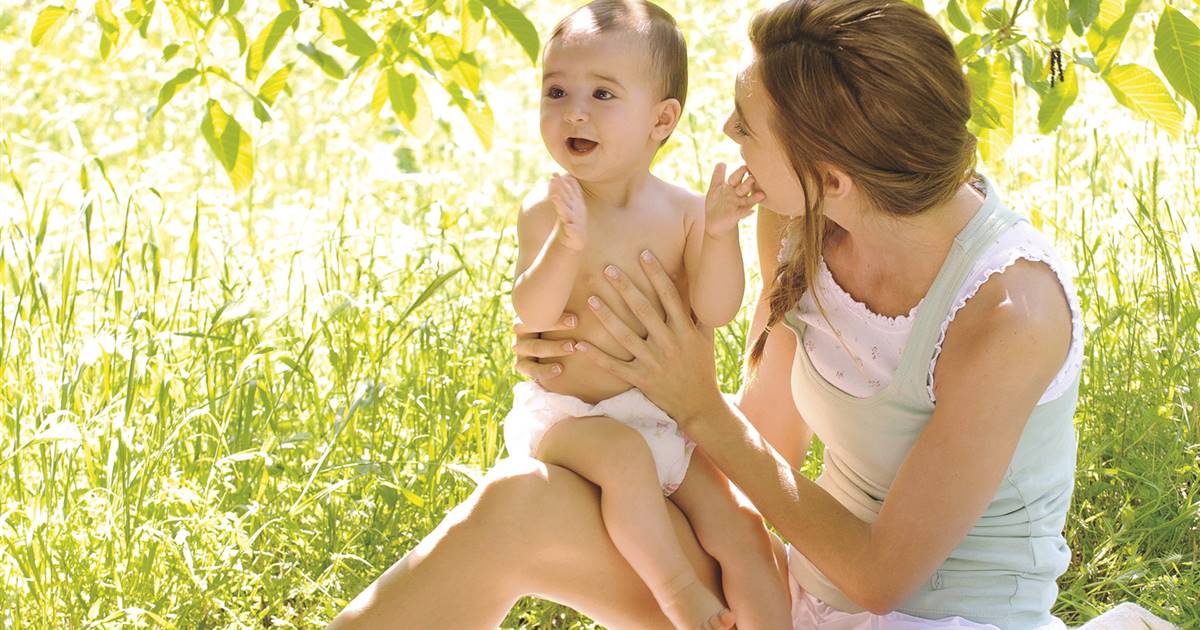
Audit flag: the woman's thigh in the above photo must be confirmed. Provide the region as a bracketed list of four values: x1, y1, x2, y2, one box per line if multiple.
[515, 457, 728, 629]
[329, 456, 732, 630]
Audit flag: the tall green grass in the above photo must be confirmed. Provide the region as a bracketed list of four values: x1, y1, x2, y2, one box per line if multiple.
[1, 2, 1196, 627]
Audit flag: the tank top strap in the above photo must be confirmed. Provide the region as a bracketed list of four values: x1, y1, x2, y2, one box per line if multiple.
[891, 175, 1023, 401]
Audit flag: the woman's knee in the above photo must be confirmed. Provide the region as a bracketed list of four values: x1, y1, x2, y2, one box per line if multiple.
[474, 457, 555, 527]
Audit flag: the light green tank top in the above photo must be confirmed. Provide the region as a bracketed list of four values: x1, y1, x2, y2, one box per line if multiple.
[781, 175, 1078, 629]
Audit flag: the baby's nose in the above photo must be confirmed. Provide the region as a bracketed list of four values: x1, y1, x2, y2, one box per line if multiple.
[564, 108, 589, 124]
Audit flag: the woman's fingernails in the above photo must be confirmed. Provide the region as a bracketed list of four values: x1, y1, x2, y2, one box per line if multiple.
[641, 250, 653, 262]
[565, 314, 577, 327]
[604, 265, 618, 279]
[576, 342, 589, 352]
[551, 364, 562, 375]
[562, 341, 575, 352]
[588, 296, 600, 309]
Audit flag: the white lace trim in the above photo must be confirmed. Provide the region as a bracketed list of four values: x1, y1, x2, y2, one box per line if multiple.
[927, 248, 1085, 405]
[817, 258, 923, 330]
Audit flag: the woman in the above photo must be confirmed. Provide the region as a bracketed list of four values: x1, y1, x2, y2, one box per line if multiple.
[329, 0, 1081, 628]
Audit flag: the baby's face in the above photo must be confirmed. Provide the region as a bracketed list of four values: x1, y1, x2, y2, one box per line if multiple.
[540, 31, 667, 181]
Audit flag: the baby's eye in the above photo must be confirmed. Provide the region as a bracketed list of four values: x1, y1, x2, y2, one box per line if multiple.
[546, 86, 566, 98]
[593, 89, 614, 100]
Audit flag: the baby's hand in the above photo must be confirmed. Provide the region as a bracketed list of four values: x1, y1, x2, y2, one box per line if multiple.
[705, 163, 764, 238]
[549, 173, 587, 251]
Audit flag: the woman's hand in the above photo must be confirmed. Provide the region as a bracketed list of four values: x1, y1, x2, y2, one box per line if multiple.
[574, 250, 727, 427]
[512, 312, 579, 383]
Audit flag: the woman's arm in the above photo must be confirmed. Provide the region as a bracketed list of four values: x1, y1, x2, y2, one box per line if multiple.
[734, 208, 812, 471]
[577, 253, 1072, 614]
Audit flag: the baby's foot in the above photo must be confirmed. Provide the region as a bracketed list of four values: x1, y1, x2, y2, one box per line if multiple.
[658, 575, 735, 630]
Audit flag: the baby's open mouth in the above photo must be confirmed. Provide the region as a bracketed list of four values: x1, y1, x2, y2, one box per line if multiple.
[567, 137, 598, 155]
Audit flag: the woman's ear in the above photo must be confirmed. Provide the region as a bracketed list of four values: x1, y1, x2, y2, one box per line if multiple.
[651, 98, 683, 142]
[822, 165, 854, 201]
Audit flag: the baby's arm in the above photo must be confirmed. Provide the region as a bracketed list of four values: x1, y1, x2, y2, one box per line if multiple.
[512, 174, 588, 330]
[686, 164, 764, 328]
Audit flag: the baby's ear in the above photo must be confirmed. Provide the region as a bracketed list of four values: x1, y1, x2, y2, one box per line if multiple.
[650, 98, 683, 142]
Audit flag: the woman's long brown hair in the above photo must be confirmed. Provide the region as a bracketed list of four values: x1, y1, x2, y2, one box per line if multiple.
[747, 0, 979, 370]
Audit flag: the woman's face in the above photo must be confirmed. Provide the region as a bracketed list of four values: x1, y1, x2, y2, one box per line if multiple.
[722, 62, 808, 217]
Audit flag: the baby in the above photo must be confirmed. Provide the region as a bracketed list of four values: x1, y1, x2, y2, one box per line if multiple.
[503, 1, 792, 629]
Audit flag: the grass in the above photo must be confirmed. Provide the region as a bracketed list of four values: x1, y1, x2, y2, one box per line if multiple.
[0, 1, 1197, 628]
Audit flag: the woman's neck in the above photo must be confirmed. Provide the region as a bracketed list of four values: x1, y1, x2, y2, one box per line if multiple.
[825, 183, 985, 314]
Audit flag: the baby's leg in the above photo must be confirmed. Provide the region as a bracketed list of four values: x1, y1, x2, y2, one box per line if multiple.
[536, 416, 732, 630]
[669, 449, 793, 630]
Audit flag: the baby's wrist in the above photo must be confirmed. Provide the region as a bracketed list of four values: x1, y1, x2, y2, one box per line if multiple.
[550, 222, 587, 251]
[703, 224, 741, 240]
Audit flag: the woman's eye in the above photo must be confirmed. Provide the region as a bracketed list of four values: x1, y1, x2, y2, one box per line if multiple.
[546, 87, 565, 98]
[593, 89, 613, 100]
[734, 121, 749, 137]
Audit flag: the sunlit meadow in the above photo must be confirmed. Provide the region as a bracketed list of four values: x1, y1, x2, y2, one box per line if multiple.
[1, 1, 1197, 627]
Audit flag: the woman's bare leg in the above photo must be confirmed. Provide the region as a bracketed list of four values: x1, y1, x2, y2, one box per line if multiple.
[326, 457, 733, 630]
[670, 450, 793, 629]
[535, 416, 730, 630]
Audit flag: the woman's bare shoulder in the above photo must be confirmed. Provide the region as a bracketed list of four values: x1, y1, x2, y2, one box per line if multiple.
[936, 258, 1073, 390]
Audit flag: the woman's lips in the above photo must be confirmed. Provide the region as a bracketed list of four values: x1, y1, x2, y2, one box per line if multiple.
[567, 137, 598, 154]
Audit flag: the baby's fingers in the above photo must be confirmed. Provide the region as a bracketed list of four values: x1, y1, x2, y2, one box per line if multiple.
[734, 174, 758, 198]
[709, 162, 728, 192]
[726, 165, 749, 188]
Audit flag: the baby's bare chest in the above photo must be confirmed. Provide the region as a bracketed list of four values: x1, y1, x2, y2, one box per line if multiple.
[573, 207, 689, 293]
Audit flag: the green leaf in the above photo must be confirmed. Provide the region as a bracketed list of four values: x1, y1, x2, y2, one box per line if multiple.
[982, 7, 1009, 30]
[297, 42, 346, 80]
[479, 0, 539, 63]
[969, 56, 1014, 163]
[200, 99, 255, 192]
[258, 64, 291, 106]
[278, 0, 298, 10]
[1086, 0, 1142, 72]
[1154, 6, 1200, 112]
[319, 7, 377, 57]
[956, 34, 984, 59]
[245, 10, 297, 82]
[371, 70, 389, 116]
[223, 14, 248, 56]
[965, 0, 987, 21]
[386, 70, 433, 137]
[1038, 62, 1078, 132]
[1068, 0, 1101, 36]
[428, 33, 462, 68]
[967, 59, 1000, 129]
[461, 0, 486, 52]
[387, 69, 417, 123]
[1046, 0, 1068, 42]
[96, 0, 120, 60]
[162, 43, 181, 61]
[948, 0, 973, 33]
[151, 67, 199, 119]
[30, 6, 68, 47]
[1103, 63, 1184, 137]
[446, 82, 493, 149]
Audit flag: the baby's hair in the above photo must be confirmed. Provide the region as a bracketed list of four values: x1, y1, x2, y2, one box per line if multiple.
[548, 0, 688, 111]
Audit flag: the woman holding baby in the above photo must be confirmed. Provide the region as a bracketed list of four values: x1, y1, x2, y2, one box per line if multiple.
[329, 0, 1082, 628]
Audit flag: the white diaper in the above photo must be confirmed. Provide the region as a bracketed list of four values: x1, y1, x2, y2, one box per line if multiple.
[502, 381, 697, 496]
